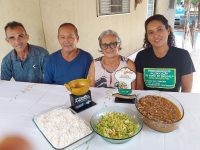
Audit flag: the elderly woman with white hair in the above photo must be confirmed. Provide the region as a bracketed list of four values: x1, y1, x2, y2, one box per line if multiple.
[87, 29, 136, 89]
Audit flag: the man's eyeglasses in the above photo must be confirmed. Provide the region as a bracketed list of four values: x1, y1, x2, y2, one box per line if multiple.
[100, 42, 119, 50]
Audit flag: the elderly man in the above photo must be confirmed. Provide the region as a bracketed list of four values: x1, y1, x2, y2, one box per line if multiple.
[44, 23, 93, 85]
[1, 21, 49, 83]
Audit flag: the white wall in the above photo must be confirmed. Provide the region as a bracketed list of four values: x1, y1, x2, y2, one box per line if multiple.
[0, 0, 174, 61]
[40, 0, 147, 58]
[155, 0, 176, 29]
[0, 0, 46, 61]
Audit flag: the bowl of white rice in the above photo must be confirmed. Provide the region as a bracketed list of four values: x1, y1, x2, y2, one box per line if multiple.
[33, 106, 94, 149]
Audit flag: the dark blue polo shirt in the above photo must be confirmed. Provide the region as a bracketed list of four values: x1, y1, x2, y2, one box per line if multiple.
[1, 44, 49, 83]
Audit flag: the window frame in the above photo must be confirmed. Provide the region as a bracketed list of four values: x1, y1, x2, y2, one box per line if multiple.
[97, 0, 131, 17]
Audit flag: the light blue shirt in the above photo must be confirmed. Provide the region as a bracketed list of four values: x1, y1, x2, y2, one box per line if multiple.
[1, 44, 49, 83]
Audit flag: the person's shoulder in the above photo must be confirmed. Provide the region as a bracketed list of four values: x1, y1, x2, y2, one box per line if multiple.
[45, 50, 61, 66]
[120, 55, 129, 61]
[50, 49, 60, 55]
[94, 56, 102, 62]
[136, 48, 152, 58]
[49, 50, 61, 59]
[79, 49, 93, 58]
[2, 50, 15, 62]
[170, 46, 190, 56]
[138, 48, 151, 54]
[29, 44, 49, 54]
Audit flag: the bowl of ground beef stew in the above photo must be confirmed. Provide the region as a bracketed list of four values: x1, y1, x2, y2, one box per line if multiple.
[135, 91, 184, 132]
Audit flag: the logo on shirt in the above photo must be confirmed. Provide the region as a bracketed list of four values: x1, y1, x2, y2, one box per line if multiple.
[33, 64, 38, 69]
[144, 68, 176, 89]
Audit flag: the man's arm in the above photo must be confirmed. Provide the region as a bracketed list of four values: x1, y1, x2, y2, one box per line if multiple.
[87, 61, 95, 87]
[43, 58, 54, 84]
[1, 57, 12, 81]
[41, 49, 49, 74]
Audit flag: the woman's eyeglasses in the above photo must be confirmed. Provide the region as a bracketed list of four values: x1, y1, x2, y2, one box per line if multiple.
[100, 42, 119, 50]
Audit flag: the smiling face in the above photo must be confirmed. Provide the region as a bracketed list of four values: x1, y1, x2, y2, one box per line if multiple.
[5, 26, 29, 53]
[58, 25, 79, 53]
[100, 34, 120, 58]
[146, 20, 170, 49]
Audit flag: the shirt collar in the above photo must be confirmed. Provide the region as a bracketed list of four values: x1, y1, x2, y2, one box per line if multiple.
[10, 44, 33, 61]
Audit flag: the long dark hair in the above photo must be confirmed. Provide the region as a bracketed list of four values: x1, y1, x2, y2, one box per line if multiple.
[143, 14, 176, 48]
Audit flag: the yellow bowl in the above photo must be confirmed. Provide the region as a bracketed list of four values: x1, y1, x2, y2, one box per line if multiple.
[64, 79, 90, 96]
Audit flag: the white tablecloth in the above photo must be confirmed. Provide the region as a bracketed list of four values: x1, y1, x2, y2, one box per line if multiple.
[0, 80, 200, 150]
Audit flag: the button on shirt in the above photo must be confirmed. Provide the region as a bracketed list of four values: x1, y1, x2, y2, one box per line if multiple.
[1, 44, 49, 83]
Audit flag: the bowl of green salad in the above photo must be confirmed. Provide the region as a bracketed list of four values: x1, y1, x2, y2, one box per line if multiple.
[90, 106, 143, 144]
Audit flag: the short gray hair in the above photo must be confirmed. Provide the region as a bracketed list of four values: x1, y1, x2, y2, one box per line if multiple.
[98, 29, 121, 44]
[98, 30, 122, 51]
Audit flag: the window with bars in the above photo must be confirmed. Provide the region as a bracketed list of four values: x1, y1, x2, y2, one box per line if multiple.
[97, 0, 130, 16]
[168, 0, 175, 9]
[147, 0, 155, 18]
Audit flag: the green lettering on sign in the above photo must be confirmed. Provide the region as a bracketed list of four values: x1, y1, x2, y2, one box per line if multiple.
[144, 68, 176, 89]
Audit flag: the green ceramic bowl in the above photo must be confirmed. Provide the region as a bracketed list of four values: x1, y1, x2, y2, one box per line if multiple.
[90, 106, 143, 144]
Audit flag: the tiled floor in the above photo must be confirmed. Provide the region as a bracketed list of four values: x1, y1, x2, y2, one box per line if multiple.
[174, 31, 200, 93]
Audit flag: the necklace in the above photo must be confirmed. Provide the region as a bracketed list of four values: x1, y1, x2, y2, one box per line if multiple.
[101, 56, 121, 73]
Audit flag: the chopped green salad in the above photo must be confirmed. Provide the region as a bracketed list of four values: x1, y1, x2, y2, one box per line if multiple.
[96, 112, 139, 139]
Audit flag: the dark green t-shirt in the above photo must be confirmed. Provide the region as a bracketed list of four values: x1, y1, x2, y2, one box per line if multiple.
[135, 46, 195, 92]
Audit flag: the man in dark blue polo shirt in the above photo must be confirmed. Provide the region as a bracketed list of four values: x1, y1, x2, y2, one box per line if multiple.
[1, 21, 49, 83]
